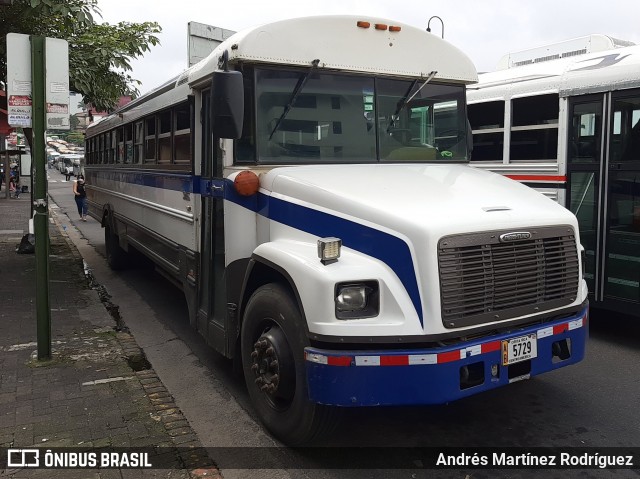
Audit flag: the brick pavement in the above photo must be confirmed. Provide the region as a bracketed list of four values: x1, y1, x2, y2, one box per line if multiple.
[0, 194, 220, 478]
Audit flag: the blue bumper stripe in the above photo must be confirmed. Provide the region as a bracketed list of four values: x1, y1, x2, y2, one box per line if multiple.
[305, 308, 588, 406]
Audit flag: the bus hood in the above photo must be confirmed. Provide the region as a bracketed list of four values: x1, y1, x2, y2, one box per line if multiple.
[261, 163, 578, 237]
[257, 163, 582, 336]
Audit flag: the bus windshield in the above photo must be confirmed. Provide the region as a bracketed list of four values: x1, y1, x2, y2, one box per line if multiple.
[253, 68, 468, 164]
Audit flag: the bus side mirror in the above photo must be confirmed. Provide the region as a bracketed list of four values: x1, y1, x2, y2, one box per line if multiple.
[211, 70, 244, 139]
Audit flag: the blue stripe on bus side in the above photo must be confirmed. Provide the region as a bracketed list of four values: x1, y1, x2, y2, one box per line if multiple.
[88, 169, 196, 193]
[223, 179, 423, 324]
[87, 170, 423, 325]
[263, 195, 423, 325]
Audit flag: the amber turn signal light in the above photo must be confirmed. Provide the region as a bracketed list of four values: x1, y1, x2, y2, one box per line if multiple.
[234, 170, 260, 196]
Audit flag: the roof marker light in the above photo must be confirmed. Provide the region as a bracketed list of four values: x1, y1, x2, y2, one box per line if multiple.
[389, 25, 402, 32]
[357, 21, 370, 29]
[374, 24, 388, 31]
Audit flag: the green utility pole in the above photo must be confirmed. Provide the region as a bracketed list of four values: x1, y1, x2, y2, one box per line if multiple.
[31, 36, 51, 360]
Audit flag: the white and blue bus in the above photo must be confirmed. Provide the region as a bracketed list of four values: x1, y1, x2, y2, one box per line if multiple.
[85, 15, 588, 445]
[467, 34, 640, 318]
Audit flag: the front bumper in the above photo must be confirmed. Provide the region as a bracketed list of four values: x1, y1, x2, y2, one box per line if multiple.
[305, 306, 588, 406]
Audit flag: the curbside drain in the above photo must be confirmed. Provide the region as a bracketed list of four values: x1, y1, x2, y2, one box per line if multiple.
[126, 349, 152, 372]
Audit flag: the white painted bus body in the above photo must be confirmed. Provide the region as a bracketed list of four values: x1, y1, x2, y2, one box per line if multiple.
[85, 16, 588, 444]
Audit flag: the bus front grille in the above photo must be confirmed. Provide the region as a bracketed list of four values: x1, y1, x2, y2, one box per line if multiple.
[438, 226, 580, 328]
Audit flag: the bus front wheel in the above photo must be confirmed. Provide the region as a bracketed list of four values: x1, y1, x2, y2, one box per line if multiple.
[241, 283, 339, 445]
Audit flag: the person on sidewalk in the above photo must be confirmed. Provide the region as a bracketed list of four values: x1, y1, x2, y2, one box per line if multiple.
[73, 174, 88, 221]
[13, 176, 21, 199]
[9, 177, 16, 197]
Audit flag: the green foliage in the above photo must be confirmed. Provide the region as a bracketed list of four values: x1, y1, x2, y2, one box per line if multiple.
[65, 131, 85, 145]
[0, 0, 161, 111]
[69, 113, 79, 130]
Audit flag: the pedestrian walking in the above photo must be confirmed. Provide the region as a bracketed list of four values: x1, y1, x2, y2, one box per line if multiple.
[73, 174, 88, 221]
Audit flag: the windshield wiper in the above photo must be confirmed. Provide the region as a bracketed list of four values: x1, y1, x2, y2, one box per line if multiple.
[386, 70, 438, 133]
[269, 59, 320, 140]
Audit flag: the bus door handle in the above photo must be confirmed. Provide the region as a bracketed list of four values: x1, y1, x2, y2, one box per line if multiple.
[207, 182, 224, 197]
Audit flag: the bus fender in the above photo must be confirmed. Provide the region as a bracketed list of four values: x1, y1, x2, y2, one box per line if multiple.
[238, 253, 309, 337]
[238, 239, 417, 339]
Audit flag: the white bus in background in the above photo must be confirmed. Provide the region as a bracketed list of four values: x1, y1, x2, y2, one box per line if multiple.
[84, 15, 588, 445]
[57, 153, 83, 177]
[467, 34, 640, 318]
[72, 156, 83, 177]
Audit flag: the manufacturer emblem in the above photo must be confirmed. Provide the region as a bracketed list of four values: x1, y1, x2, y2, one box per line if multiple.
[499, 232, 531, 242]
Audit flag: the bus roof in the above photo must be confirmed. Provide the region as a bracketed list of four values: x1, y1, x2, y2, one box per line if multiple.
[186, 15, 477, 87]
[496, 34, 634, 70]
[88, 15, 478, 137]
[468, 40, 640, 101]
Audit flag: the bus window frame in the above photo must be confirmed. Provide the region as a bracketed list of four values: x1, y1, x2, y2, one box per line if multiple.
[237, 66, 469, 166]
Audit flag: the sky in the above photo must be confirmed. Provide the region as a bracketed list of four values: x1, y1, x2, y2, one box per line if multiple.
[98, 0, 640, 95]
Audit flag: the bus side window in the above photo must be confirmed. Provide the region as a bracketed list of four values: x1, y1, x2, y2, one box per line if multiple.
[467, 100, 505, 162]
[134, 121, 144, 164]
[621, 115, 640, 162]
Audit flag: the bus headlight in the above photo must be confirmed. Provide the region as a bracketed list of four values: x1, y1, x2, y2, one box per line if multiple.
[335, 281, 379, 319]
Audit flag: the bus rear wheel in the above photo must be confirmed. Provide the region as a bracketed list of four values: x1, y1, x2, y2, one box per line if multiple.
[241, 283, 339, 445]
[104, 225, 127, 271]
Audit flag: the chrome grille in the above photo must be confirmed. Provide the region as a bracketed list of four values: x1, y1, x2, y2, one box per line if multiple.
[438, 226, 579, 328]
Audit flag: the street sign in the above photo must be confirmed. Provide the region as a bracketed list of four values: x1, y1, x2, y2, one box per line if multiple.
[6, 33, 32, 128]
[6, 33, 69, 360]
[6, 34, 70, 130]
[45, 38, 70, 130]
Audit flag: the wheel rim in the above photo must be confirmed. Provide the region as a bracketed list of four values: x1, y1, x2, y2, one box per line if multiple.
[249, 323, 295, 410]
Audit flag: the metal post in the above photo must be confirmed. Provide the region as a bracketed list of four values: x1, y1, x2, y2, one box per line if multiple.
[2, 135, 9, 199]
[31, 35, 51, 360]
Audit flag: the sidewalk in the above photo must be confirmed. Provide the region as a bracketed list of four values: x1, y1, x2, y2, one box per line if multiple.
[0, 193, 219, 478]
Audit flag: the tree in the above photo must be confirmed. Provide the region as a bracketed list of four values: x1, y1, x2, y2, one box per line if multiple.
[0, 0, 161, 112]
[69, 113, 79, 130]
[65, 131, 84, 145]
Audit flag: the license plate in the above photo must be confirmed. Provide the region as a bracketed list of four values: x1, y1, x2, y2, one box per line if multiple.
[502, 334, 537, 366]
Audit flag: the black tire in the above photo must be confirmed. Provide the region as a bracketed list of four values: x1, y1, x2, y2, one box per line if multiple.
[241, 283, 339, 445]
[104, 225, 127, 271]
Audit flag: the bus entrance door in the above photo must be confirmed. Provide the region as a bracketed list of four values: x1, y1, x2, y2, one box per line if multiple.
[197, 91, 230, 356]
[604, 91, 640, 312]
[568, 91, 640, 315]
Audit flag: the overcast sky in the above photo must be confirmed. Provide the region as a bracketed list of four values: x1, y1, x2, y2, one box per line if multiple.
[99, 0, 640, 95]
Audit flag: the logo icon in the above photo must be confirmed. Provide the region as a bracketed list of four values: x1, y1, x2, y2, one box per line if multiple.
[499, 231, 531, 243]
[7, 449, 40, 468]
